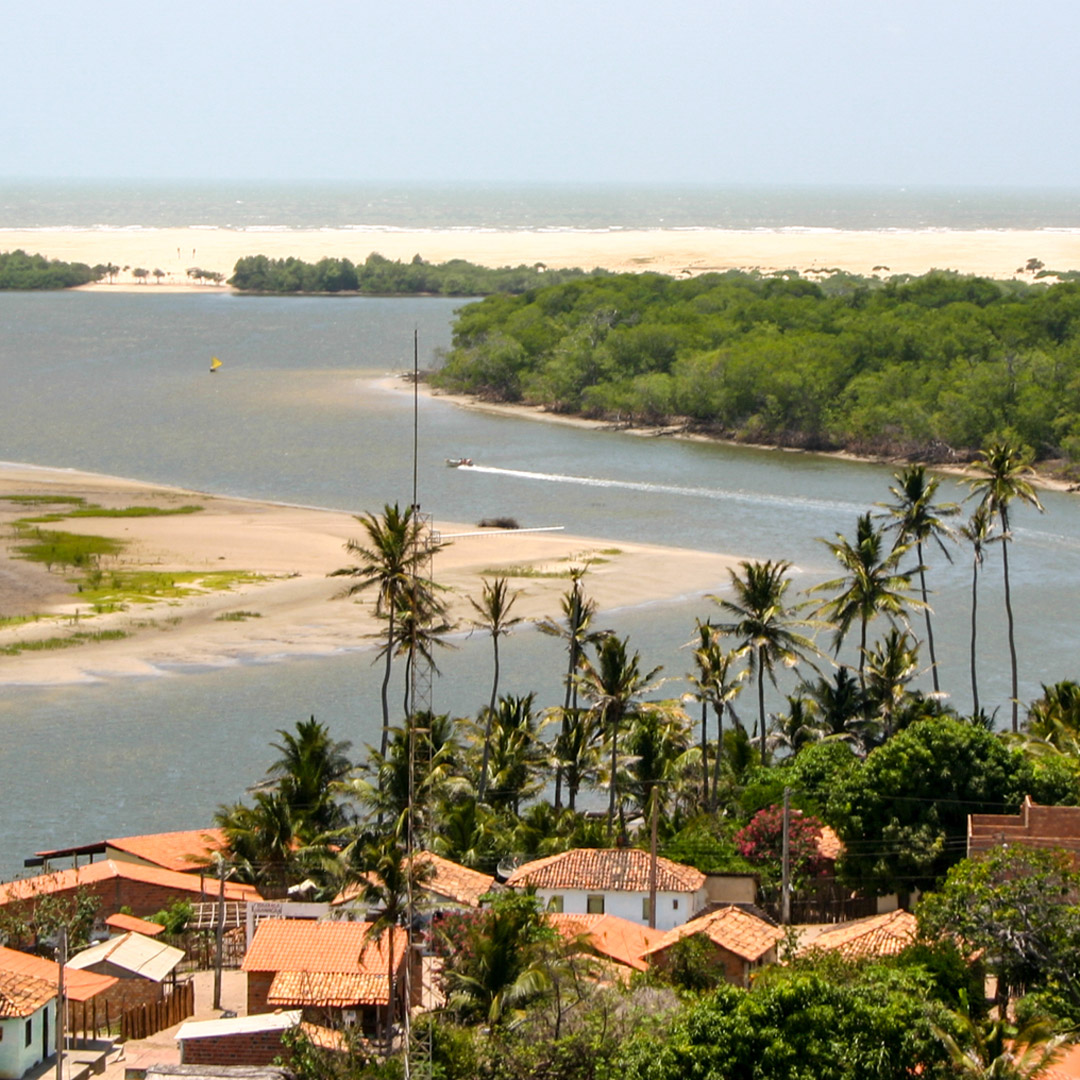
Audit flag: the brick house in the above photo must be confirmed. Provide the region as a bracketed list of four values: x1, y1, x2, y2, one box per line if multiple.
[242, 919, 409, 1037]
[505, 849, 708, 931]
[178, 1011, 300, 1066]
[67, 931, 184, 1014]
[31, 829, 228, 875]
[968, 796, 1080, 860]
[640, 905, 784, 986]
[800, 910, 917, 961]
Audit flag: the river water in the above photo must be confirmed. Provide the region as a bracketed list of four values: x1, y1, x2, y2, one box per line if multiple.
[0, 290, 1076, 879]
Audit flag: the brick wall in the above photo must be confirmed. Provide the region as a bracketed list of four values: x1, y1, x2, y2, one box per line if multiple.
[182, 1029, 288, 1066]
[247, 972, 273, 1016]
[94, 975, 164, 1016]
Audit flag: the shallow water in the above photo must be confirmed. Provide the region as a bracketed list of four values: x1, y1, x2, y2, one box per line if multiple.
[0, 291, 1075, 878]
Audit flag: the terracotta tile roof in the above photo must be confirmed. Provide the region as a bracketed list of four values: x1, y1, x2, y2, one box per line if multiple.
[331, 852, 495, 910]
[0, 860, 257, 907]
[549, 913, 665, 972]
[299, 1022, 350, 1052]
[506, 849, 706, 894]
[0, 946, 117, 1003]
[803, 910, 917, 960]
[106, 913, 165, 937]
[106, 829, 227, 873]
[0, 969, 55, 1017]
[269, 971, 391, 1007]
[242, 919, 406, 985]
[1041, 1042, 1080, 1079]
[817, 825, 843, 861]
[642, 905, 784, 964]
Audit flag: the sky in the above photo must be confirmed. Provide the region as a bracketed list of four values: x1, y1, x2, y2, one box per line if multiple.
[4, 0, 1079, 186]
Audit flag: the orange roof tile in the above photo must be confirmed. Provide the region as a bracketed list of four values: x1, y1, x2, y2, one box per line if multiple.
[242, 919, 406, 982]
[549, 913, 665, 972]
[0, 860, 257, 907]
[106, 829, 227, 873]
[299, 1022, 350, 1052]
[269, 971, 391, 1007]
[804, 910, 917, 960]
[506, 849, 706, 894]
[106, 913, 165, 937]
[331, 852, 495, 910]
[0, 970, 55, 1018]
[642, 905, 784, 964]
[1041, 1042, 1080, 1079]
[0, 946, 117, 1003]
[817, 826, 843, 861]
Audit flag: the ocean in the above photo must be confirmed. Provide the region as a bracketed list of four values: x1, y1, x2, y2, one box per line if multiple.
[1, 181, 1078, 880]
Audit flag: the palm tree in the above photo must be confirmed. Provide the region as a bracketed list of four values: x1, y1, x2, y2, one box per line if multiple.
[879, 465, 959, 693]
[622, 701, 695, 819]
[477, 693, 547, 814]
[861, 628, 924, 743]
[331, 503, 445, 757]
[537, 568, 604, 808]
[576, 634, 662, 840]
[767, 695, 821, 757]
[811, 513, 921, 690]
[800, 668, 869, 749]
[933, 1012, 1069, 1079]
[469, 577, 523, 801]
[966, 442, 1045, 732]
[713, 560, 819, 766]
[214, 790, 302, 898]
[549, 708, 602, 812]
[686, 621, 748, 809]
[957, 504, 1000, 716]
[265, 716, 353, 836]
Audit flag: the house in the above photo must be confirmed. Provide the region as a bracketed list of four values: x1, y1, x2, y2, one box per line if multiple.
[969, 796, 1080, 860]
[0, 969, 56, 1080]
[640, 905, 784, 986]
[30, 828, 228, 875]
[800, 910, 917, 961]
[331, 852, 495, 917]
[241, 918, 409, 1037]
[548, 913, 664, 979]
[0, 860, 258, 932]
[68, 931, 185, 1012]
[505, 849, 707, 931]
[177, 1011, 301, 1066]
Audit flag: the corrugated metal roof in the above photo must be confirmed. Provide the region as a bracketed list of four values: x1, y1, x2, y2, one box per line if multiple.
[68, 932, 184, 982]
[177, 1011, 301, 1041]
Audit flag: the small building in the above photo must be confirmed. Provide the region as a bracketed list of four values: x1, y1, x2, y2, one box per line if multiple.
[177, 1011, 301, 1067]
[549, 913, 665, 979]
[505, 849, 707, 931]
[241, 918, 408, 1037]
[68, 931, 185, 1013]
[800, 910, 917, 961]
[640, 904, 784, 986]
[0, 969, 56, 1080]
[969, 796, 1080, 860]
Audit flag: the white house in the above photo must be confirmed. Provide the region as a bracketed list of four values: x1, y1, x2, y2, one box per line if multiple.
[0, 969, 56, 1080]
[505, 849, 707, 932]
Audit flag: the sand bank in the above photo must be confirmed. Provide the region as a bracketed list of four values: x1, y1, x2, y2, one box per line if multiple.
[1, 227, 1078, 289]
[0, 464, 739, 686]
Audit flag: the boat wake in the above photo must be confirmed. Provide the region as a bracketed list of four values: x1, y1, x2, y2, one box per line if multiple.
[463, 464, 863, 514]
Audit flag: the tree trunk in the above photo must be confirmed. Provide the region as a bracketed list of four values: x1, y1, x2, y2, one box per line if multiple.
[758, 650, 767, 767]
[711, 703, 724, 809]
[700, 701, 709, 811]
[917, 541, 940, 693]
[379, 605, 395, 759]
[970, 560, 980, 716]
[385, 929, 396, 1053]
[607, 709, 619, 840]
[858, 616, 868, 691]
[478, 637, 500, 801]
[1002, 526, 1019, 732]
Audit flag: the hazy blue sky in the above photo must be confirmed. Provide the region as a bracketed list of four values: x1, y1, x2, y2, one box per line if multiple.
[4, 0, 1077, 186]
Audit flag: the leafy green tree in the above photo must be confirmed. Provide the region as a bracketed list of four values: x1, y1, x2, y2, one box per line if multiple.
[714, 560, 819, 766]
[331, 503, 446, 756]
[966, 443, 1045, 732]
[469, 577, 522, 801]
[879, 465, 959, 694]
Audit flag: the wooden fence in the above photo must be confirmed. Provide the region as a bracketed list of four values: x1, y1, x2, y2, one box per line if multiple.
[119, 979, 194, 1042]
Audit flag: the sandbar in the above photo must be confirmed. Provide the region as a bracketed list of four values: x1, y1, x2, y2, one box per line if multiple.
[0, 464, 740, 686]
[0, 227, 1078, 290]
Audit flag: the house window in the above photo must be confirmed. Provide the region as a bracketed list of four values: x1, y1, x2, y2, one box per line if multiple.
[673, 899, 679, 910]
[548, 895, 564, 913]
[586, 895, 605, 915]
[25, 1019, 31, 1047]
[642, 897, 651, 921]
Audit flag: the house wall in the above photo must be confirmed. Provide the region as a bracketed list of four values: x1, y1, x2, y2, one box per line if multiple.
[0, 1001, 54, 1080]
[181, 1029, 289, 1066]
[537, 887, 706, 931]
[247, 972, 274, 1017]
[650, 941, 774, 988]
[703, 875, 758, 906]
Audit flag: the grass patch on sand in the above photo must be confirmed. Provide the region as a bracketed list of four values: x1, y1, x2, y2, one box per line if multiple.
[0, 495, 87, 506]
[0, 629, 128, 656]
[16, 504, 203, 523]
[0, 614, 37, 629]
[480, 565, 576, 580]
[75, 569, 267, 606]
[215, 610, 263, 622]
[12, 527, 125, 569]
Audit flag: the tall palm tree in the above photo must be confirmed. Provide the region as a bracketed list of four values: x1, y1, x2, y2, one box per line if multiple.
[861, 628, 924, 743]
[549, 709, 602, 811]
[214, 790, 301, 898]
[686, 620, 748, 809]
[477, 693, 547, 814]
[469, 577, 523, 801]
[713, 560, 819, 766]
[811, 513, 921, 690]
[767, 695, 822, 757]
[879, 465, 959, 693]
[957, 503, 1000, 716]
[331, 503, 445, 757]
[622, 701, 695, 819]
[576, 634, 663, 840]
[966, 442, 1045, 732]
[537, 567, 604, 808]
[266, 716, 353, 836]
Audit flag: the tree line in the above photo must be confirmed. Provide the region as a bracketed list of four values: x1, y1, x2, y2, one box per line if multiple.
[0, 249, 100, 289]
[227, 251, 602, 296]
[431, 268, 1080, 463]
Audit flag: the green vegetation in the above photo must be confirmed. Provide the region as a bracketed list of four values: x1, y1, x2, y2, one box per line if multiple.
[479, 564, 576, 579]
[15, 503, 203, 523]
[215, 610, 263, 621]
[0, 250, 101, 289]
[229, 251, 602, 296]
[0, 495, 87, 506]
[0, 629, 127, 655]
[12, 527, 125, 569]
[432, 269, 1080, 461]
[74, 569, 266, 606]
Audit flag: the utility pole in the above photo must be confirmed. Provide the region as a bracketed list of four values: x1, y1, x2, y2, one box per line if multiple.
[648, 790, 659, 930]
[781, 787, 791, 926]
[213, 856, 226, 1010]
[55, 926, 66, 1080]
